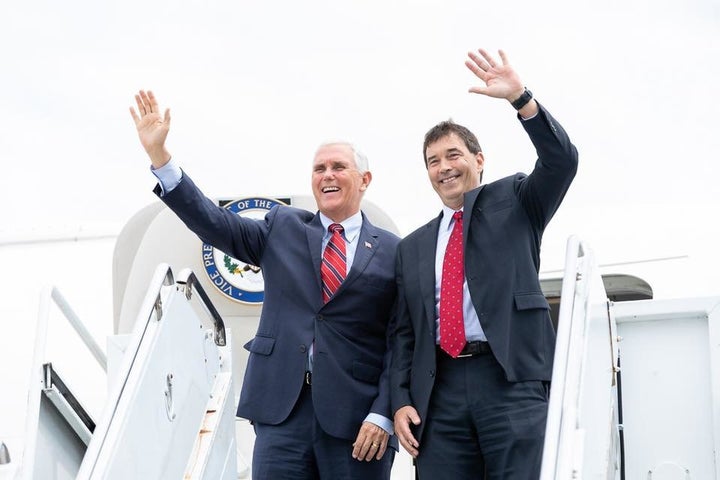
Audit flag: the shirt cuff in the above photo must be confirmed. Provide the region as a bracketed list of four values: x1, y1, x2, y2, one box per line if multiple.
[151, 157, 182, 195]
[364, 413, 394, 435]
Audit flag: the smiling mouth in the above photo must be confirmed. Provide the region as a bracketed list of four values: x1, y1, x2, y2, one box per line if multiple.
[440, 175, 459, 184]
[322, 186, 340, 193]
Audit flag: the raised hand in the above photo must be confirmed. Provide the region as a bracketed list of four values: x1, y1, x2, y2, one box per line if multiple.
[465, 49, 525, 101]
[129, 90, 172, 168]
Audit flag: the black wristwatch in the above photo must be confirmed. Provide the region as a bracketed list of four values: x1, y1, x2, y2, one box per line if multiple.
[511, 87, 533, 110]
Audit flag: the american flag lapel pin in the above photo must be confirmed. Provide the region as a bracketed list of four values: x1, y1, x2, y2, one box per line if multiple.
[364, 241, 372, 249]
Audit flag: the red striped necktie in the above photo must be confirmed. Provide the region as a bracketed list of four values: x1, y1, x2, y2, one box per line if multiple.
[440, 210, 466, 357]
[321, 223, 347, 303]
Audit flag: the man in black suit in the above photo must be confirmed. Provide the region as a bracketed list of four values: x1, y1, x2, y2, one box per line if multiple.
[130, 91, 398, 479]
[391, 48, 578, 479]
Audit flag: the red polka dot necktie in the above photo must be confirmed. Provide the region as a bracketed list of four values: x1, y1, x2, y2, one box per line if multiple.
[440, 211, 466, 357]
[321, 223, 347, 303]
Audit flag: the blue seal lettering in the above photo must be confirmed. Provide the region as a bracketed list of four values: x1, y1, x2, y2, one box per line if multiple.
[202, 197, 285, 304]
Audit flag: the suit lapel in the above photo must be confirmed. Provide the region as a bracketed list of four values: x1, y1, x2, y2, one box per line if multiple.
[304, 214, 325, 302]
[463, 185, 485, 252]
[418, 214, 441, 335]
[335, 213, 377, 297]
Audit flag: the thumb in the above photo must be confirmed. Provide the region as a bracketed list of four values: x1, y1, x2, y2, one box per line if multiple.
[469, 86, 489, 95]
[410, 410, 421, 425]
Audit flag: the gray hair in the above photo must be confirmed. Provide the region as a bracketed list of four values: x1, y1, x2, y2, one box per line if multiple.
[316, 140, 369, 173]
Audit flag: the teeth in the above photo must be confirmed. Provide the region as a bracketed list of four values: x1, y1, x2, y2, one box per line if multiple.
[441, 176, 458, 184]
[322, 187, 340, 193]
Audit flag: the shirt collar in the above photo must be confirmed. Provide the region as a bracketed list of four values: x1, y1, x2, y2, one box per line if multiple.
[319, 210, 363, 243]
[440, 204, 464, 232]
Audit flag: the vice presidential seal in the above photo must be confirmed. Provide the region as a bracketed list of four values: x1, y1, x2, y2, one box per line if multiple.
[202, 197, 286, 304]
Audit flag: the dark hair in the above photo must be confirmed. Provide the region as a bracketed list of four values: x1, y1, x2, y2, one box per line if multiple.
[423, 120, 482, 166]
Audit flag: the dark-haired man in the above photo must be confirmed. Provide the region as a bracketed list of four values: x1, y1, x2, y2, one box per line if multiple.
[391, 48, 578, 479]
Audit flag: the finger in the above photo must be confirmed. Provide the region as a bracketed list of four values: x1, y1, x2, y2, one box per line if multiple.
[375, 439, 388, 460]
[498, 49, 510, 66]
[467, 51, 490, 72]
[139, 90, 152, 113]
[147, 90, 158, 113]
[356, 440, 373, 461]
[398, 435, 418, 458]
[364, 441, 380, 461]
[164, 108, 171, 127]
[351, 439, 362, 459]
[129, 107, 140, 125]
[405, 430, 419, 449]
[465, 59, 487, 81]
[352, 430, 371, 459]
[468, 86, 489, 95]
[135, 94, 147, 116]
[478, 48, 497, 68]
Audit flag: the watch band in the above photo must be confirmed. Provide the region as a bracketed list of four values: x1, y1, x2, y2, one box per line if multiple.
[511, 88, 533, 110]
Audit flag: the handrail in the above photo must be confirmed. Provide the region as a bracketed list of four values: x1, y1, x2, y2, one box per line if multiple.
[175, 268, 227, 347]
[49, 287, 108, 372]
[153, 267, 176, 322]
[540, 235, 585, 479]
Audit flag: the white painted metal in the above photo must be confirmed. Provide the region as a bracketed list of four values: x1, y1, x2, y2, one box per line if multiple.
[614, 296, 720, 479]
[541, 236, 620, 480]
[19, 285, 97, 480]
[42, 386, 92, 446]
[77, 264, 236, 479]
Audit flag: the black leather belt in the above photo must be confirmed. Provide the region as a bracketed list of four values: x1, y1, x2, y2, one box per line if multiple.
[438, 341, 492, 358]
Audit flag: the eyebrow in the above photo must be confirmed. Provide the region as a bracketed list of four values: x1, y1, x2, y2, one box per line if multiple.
[427, 147, 464, 163]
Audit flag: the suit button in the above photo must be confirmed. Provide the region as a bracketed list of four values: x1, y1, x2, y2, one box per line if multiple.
[316, 315, 323, 321]
[299, 345, 307, 353]
[430, 370, 435, 378]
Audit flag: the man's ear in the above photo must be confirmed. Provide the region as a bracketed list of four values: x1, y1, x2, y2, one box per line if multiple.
[475, 152, 485, 172]
[360, 171, 373, 191]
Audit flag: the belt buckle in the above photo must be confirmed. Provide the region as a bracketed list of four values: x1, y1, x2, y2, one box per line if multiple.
[304, 371, 312, 385]
[456, 352, 473, 358]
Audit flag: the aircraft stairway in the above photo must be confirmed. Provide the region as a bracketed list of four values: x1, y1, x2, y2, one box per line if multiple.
[16, 264, 239, 480]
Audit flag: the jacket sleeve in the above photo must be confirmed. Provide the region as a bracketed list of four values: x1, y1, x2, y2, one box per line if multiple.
[515, 102, 579, 231]
[389, 247, 415, 413]
[155, 172, 274, 266]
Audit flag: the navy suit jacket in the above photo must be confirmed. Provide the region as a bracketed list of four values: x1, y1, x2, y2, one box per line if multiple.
[390, 103, 578, 441]
[158, 176, 400, 441]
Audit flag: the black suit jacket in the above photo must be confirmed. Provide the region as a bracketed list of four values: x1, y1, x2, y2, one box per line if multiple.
[390, 103, 578, 441]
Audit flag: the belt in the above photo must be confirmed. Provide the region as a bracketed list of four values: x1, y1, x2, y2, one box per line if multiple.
[438, 341, 492, 358]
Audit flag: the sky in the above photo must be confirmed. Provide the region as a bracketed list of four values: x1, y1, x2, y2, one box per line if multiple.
[1, 0, 718, 260]
[0, 0, 719, 467]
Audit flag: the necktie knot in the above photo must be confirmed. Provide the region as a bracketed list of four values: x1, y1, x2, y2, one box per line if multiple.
[453, 210, 463, 222]
[329, 223, 344, 235]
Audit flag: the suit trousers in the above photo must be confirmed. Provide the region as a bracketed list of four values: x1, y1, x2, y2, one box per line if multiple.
[252, 383, 394, 480]
[416, 352, 548, 480]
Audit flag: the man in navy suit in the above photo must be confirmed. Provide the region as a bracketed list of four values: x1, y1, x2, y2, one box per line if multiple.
[130, 91, 398, 479]
[391, 49, 578, 479]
